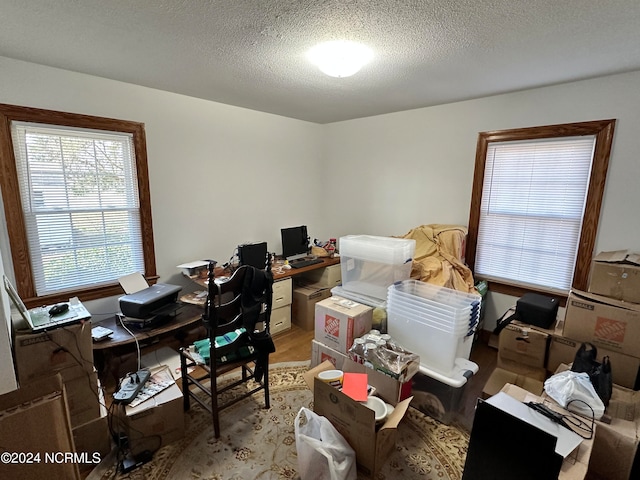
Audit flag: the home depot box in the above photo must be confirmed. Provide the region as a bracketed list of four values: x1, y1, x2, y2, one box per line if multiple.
[122, 369, 184, 456]
[304, 360, 412, 476]
[315, 296, 373, 354]
[546, 333, 640, 389]
[0, 374, 81, 480]
[292, 284, 332, 330]
[299, 263, 342, 288]
[564, 289, 640, 357]
[311, 339, 349, 369]
[588, 384, 640, 480]
[589, 250, 640, 304]
[13, 321, 93, 384]
[498, 321, 550, 370]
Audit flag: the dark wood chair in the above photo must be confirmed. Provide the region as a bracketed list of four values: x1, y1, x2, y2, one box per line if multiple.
[179, 258, 274, 438]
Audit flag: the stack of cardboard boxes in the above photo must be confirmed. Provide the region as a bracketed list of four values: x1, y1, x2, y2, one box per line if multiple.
[12, 322, 111, 468]
[307, 295, 417, 476]
[482, 250, 640, 479]
[291, 264, 341, 331]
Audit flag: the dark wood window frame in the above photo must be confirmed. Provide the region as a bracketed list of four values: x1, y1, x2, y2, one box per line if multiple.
[0, 103, 157, 308]
[466, 119, 616, 301]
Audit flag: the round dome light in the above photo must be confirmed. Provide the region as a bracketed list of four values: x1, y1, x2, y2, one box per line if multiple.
[308, 40, 373, 78]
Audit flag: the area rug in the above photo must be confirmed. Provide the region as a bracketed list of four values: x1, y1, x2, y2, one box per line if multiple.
[89, 362, 469, 480]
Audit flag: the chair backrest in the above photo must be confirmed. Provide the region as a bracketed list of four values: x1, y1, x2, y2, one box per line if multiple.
[203, 258, 274, 341]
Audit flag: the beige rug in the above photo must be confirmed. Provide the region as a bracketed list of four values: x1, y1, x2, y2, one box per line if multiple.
[89, 362, 469, 479]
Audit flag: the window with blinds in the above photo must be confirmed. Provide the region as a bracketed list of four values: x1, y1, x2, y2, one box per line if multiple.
[467, 120, 616, 298]
[474, 136, 595, 293]
[10, 122, 145, 296]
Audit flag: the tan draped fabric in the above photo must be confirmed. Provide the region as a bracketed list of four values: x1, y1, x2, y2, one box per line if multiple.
[401, 224, 475, 293]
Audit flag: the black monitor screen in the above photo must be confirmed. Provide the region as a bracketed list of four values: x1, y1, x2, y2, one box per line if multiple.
[281, 225, 309, 262]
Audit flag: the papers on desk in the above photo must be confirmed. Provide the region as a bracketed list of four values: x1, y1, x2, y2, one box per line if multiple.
[118, 272, 149, 294]
[177, 260, 209, 278]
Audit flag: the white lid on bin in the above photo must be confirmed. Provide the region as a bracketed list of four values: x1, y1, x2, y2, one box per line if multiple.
[339, 235, 416, 264]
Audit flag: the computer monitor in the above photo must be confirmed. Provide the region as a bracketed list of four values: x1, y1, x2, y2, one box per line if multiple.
[281, 225, 309, 262]
[238, 242, 268, 269]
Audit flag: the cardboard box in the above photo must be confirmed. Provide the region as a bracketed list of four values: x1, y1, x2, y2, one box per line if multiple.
[589, 250, 640, 304]
[0, 374, 80, 480]
[14, 321, 93, 384]
[564, 289, 640, 357]
[587, 384, 640, 480]
[496, 356, 547, 381]
[299, 263, 342, 288]
[311, 339, 349, 369]
[311, 347, 412, 403]
[546, 333, 640, 389]
[498, 321, 550, 369]
[292, 285, 332, 330]
[303, 360, 412, 476]
[314, 296, 373, 354]
[482, 367, 544, 399]
[66, 371, 101, 428]
[122, 371, 184, 455]
[499, 383, 594, 480]
[73, 412, 111, 465]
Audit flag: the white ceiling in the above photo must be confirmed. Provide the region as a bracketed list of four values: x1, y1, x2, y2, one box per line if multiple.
[2, 0, 640, 124]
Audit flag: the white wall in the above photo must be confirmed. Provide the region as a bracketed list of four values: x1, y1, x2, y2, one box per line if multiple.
[0, 56, 327, 318]
[322, 70, 640, 328]
[1, 55, 639, 349]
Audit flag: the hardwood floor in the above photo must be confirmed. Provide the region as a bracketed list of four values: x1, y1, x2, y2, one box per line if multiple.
[271, 324, 498, 432]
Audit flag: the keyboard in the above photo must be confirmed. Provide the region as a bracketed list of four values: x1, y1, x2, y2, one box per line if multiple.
[289, 258, 324, 269]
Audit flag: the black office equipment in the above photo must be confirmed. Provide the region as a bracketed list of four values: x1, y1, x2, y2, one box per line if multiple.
[238, 241, 268, 269]
[119, 283, 182, 319]
[462, 398, 564, 480]
[289, 258, 324, 269]
[281, 225, 309, 262]
[494, 292, 559, 333]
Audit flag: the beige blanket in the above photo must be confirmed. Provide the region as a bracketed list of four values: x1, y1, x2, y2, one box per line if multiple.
[401, 224, 475, 293]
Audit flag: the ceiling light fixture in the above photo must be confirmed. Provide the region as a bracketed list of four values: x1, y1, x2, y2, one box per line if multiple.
[308, 40, 374, 78]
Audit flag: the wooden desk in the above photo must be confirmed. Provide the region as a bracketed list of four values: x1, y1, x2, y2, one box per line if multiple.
[271, 256, 340, 281]
[92, 303, 204, 383]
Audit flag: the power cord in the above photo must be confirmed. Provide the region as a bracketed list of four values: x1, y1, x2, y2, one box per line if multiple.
[525, 401, 594, 439]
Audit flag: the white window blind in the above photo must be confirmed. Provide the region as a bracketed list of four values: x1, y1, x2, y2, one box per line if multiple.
[475, 136, 596, 293]
[11, 121, 145, 296]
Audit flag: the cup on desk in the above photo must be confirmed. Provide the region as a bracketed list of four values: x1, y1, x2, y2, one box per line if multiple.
[317, 369, 344, 388]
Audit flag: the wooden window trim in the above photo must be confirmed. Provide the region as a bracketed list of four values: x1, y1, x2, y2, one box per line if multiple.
[466, 119, 616, 301]
[0, 103, 157, 307]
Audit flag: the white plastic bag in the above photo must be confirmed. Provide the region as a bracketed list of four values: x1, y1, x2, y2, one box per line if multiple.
[295, 407, 356, 480]
[544, 370, 605, 420]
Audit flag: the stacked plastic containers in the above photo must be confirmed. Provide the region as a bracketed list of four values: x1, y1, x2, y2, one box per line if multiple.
[387, 280, 481, 377]
[339, 235, 416, 302]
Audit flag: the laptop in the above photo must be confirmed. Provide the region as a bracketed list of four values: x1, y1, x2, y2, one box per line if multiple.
[3, 275, 91, 333]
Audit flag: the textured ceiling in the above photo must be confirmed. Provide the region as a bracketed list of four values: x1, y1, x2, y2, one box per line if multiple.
[2, 0, 640, 124]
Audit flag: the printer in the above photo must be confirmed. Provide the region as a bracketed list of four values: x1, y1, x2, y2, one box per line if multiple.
[119, 283, 182, 320]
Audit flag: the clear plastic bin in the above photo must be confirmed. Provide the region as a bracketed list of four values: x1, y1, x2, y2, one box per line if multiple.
[340, 237, 416, 301]
[387, 309, 473, 376]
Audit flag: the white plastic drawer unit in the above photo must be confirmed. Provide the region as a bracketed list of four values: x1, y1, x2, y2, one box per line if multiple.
[272, 277, 292, 309]
[270, 305, 291, 335]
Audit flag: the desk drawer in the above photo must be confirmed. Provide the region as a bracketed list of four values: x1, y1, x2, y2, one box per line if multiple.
[270, 305, 291, 335]
[272, 278, 292, 308]
[299, 263, 342, 288]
